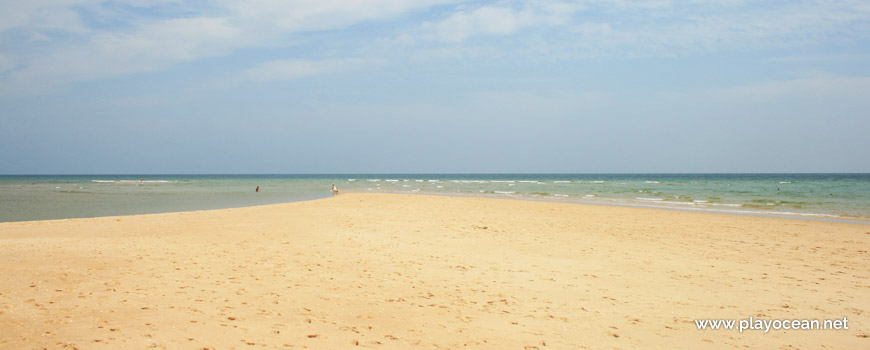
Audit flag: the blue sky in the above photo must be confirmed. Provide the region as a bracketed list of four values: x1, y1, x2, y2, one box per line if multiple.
[1, 0, 869, 174]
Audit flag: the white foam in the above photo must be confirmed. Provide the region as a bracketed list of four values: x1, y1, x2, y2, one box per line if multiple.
[428, 180, 439, 182]
[91, 180, 114, 183]
[700, 207, 842, 219]
[780, 181, 791, 184]
[711, 203, 742, 207]
[436, 185, 444, 188]
[584, 194, 595, 197]
[553, 181, 571, 183]
[553, 194, 569, 197]
[495, 191, 516, 194]
[402, 185, 410, 187]
[591, 181, 605, 184]
[645, 181, 660, 184]
[385, 179, 399, 182]
[657, 201, 695, 205]
[771, 211, 840, 218]
[491, 180, 515, 183]
[508, 184, 515, 186]
[693, 200, 708, 203]
[110, 180, 173, 183]
[347, 179, 356, 182]
[636, 197, 663, 201]
[415, 180, 424, 182]
[367, 179, 381, 182]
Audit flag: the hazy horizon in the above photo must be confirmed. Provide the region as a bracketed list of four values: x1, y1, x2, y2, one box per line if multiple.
[3, 172, 870, 176]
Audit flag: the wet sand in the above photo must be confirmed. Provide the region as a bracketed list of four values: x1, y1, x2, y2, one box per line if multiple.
[1, 193, 868, 349]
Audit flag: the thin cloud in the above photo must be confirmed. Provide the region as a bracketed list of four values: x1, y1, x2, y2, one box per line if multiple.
[422, 1, 581, 43]
[0, 53, 15, 73]
[1, 0, 869, 95]
[0, 0, 460, 95]
[417, 0, 870, 57]
[0, 0, 93, 35]
[244, 58, 371, 82]
[720, 74, 870, 103]
[1, 16, 243, 95]
[765, 54, 870, 63]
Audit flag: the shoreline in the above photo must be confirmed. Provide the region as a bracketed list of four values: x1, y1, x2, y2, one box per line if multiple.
[3, 173, 868, 224]
[3, 189, 869, 225]
[347, 190, 870, 225]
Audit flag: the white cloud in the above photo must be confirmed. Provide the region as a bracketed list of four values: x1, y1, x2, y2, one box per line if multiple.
[94, 17, 243, 62]
[0, 0, 94, 35]
[0, 0, 462, 95]
[563, 0, 870, 57]
[418, 0, 870, 58]
[219, 0, 460, 33]
[423, 2, 581, 43]
[1, 16, 243, 95]
[2, 0, 870, 95]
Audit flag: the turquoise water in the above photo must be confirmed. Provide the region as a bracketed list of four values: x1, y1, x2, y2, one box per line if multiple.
[1, 174, 868, 223]
[0, 175, 330, 223]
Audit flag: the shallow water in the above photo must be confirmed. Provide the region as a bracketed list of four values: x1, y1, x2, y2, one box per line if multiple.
[1, 174, 868, 223]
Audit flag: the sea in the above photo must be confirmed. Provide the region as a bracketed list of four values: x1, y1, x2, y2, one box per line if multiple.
[1, 174, 868, 224]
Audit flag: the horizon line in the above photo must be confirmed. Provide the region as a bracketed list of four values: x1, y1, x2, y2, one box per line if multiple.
[3, 172, 870, 176]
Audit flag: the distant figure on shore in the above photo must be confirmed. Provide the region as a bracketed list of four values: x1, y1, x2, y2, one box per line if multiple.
[139, 178, 143, 183]
[256, 186, 260, 193]
[332, 184, 339, 196]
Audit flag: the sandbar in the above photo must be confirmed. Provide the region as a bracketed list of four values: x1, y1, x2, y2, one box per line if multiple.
[1, 193, 868, 349]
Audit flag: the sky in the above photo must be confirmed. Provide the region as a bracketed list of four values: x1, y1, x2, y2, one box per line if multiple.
[1, 0, 869, 174]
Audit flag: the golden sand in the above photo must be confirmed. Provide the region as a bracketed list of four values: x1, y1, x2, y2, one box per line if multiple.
[1, 193, 868, 349]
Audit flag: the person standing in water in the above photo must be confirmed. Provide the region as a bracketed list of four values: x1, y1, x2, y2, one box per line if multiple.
[256, 186, 260, 193]
[332, 184, 339, 196]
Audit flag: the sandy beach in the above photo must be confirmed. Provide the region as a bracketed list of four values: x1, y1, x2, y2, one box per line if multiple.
[1, 193, 868, 349]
